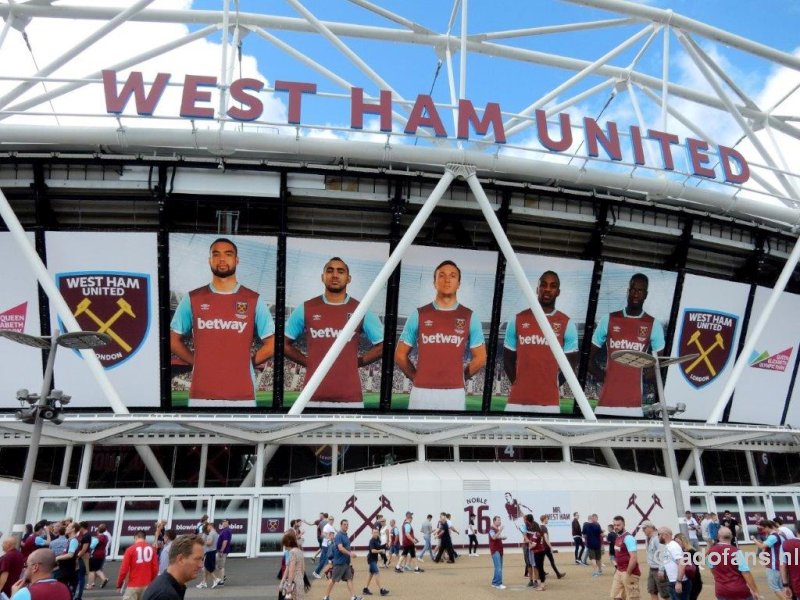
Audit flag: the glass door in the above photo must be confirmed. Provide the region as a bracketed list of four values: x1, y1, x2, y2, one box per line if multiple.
[77, 499, 120, 554]
[741, 495, 767, 542]
[212, 497, 251, 556]
[259, 497, 287, 554]
[168, 497, 210, 536]
[118, 499, 162, 554]
[768, 495, 798, 531]
[712, 495, 747, 544]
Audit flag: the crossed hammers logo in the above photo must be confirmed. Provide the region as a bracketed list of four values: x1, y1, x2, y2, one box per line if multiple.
[342, 494, 393, 541]
[627, 493, 663, 535]
[685, 330, 725, 375]
[74, 297, 136, 352]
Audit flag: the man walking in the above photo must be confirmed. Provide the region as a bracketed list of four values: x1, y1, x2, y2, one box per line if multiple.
[681, 511, 701, 552]
[143, 534, 205, 600]
[212, 519, 232, 587]
[583, 514, 604, 576]
[117, 530, 158, 600]
[706, 527, 760, 600]
[0, 536, 25, 600]
[572, 512, 586, 565]
[658, 527, 691, 600]
[322, 520, 359, 600]
[396, 512, 424, 573]
[419, 515, 434, 561]
[642, 522, 669, 600]
[9, 549, 71, 600]
[197, 521, 219, 589]
[611, 515, 641, 600]
[489, 516, 506, 590]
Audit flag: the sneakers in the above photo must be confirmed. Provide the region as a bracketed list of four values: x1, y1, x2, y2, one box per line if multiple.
[322, 597, 330, 600]
[196, 582, 207, 589]
[492, 584, 507, 589]
[313, 572, 322, 579]
[575, 559, 582, 564]
[211, 578, 221, 589]
[394, 567, 403, 573]
[362, 588, 373, 596]
[379, 589, 390, 596]
[414, 567, 424, 573]
[592, 571, 602, 577]
[557, 573, 566, 579]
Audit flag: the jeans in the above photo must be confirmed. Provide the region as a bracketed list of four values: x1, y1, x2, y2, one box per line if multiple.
[668, 579, 692, 600]
[573, 535, 585, 562]
[314, 545, 329, 575]
[75, 559, 86, 600]
[420, 535, 433, 559]
[491, 551, 503, 586]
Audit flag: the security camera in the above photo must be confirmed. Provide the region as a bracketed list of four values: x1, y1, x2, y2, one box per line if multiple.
[25, 394, 40, 405]
[16, 389, 29, 401]
[15, 407, 37, 424]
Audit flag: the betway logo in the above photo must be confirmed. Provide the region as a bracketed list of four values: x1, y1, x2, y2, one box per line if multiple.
[609, 338, 646, 351]
[310, 327, 354, 340]
[196, 318, 247, 333]
[519, 334, 548, 346]
[421, 333, 464, 345]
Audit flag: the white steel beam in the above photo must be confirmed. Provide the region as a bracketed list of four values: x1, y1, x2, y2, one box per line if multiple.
[422, 424, 494, 444]
[0, 0, 158, 110]
[500, 23, 656, 139]
[77, 443, 92, 490]
[346, 0, 434, 35]
[3, 24, 220, 119]
[59, 444, 73, 487]
[464, 167, 597, 421]
[472, 18, 635, 41]
[363, 423, 420, 443]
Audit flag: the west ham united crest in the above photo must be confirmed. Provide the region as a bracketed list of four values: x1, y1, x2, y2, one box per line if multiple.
[678, 309, 738, 388]
[57, 271, 150, 368]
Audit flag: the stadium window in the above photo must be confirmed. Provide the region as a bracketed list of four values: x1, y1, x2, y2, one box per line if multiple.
[701, 450, 751, 486]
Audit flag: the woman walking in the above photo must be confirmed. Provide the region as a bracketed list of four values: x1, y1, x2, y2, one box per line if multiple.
[279, 533, 307, 600]
[467, 516, 479, 556]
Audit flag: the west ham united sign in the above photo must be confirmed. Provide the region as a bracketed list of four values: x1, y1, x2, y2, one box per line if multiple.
[678, 309, 739, 389]
[56, 271, 150, 368]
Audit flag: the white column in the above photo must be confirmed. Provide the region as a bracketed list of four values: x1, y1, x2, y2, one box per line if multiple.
[745, 451, 759, 486]
[601, 447, 621, 470]
[562, 445, 571, 463]
[78, 444, 93, 490]
[418, 444, 426, 462]
[198, 444, 208, 489]
[255, 443, 265, 488]
[331, 445, 339, 476]
[453, 446, 460, 462]
[59, 445, 73, 487]
[693, 449, 705, 486]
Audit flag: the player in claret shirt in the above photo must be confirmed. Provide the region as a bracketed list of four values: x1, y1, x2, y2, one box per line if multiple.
[170, 238, 275, 407]
[284, 257, 384, 408]
[503, 270, 578, 414]
[395, 260, 486, 410]
[589, 273, 665, 417]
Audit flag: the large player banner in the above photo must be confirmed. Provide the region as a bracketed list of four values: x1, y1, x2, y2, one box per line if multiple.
[493, 253, 593, 414]
[728, 287, 800, 425]
[283, 238, 389, 410]
[391, 246, 497, 411]
[46, 232, 160, 408]
[0, 233, 43, 409]
[169, 233, 277, 409]
[587, 263, 677, 418]
[664, 273, 750, 421]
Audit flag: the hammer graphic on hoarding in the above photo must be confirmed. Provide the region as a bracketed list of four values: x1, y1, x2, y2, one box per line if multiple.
[685, 331, 724, 375]
[74, 298, 133, 352]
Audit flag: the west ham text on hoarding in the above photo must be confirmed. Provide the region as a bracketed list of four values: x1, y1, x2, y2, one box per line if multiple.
[102, 70, 750, 185]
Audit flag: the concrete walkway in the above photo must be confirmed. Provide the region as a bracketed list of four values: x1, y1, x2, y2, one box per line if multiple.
[83, 551, 767, 600]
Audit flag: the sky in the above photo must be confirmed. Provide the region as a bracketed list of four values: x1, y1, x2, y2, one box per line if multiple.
[0, 0, 798, 207]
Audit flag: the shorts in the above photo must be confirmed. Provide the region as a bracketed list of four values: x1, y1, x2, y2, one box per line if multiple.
[390, 543, 400, 555]
[89, 557, 105, 572]
[402, 546, 416, 558]
[610, 570, 640, 600]
[588, 547, 603, 560]
[204, 551, 217, 573]
[647, 568, 670, 598]
[766, 568, 783, 592]
[122, 587, 146, 600]
[332, 563, 353, 582]
[368, 561, 379, 574]
[408, 387, 465, 410]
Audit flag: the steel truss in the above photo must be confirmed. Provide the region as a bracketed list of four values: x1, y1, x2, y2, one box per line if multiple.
[0, 1, 799, 472]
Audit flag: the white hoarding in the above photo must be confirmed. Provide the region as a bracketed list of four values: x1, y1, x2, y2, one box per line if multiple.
[46, 231, 160, 408]
[729, 287, 800, 425]
[0, 233, 43, 408]
[665, 274, 750, 421]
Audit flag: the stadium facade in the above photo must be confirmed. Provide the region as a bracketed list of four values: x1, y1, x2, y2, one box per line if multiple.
[0, 0, 799, 556]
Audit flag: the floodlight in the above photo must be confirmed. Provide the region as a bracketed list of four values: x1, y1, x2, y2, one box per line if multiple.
[0, 331, 52, 349]
[16, 389, 29, 402]
[56, 331, 112, 350]
[14, 407, 37, 424]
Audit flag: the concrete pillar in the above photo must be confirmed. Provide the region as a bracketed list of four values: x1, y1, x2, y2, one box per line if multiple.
[255, 443, 265, 488]
[692, 450, 705, 486]
[418, 443, 426, 462]
[60, 445, 73, 487]
[453, 446, 460, 462]
[601, 447, 621, 470]
[745, 451, 759, 486]
[78, 444, 93, 490]
[331, 445, 339, 476]
[198, 444, 208, 489]
[562, 445, 571, 463]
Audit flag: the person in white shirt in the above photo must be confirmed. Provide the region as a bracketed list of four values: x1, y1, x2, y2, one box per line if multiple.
[774, 516, 797, 540]
[681, 511, 700, 551]
[658, 527, 691, 600]
[312, 516, 336, 578]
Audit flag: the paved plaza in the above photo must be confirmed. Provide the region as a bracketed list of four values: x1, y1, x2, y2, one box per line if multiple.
[84, 549, 769, 600]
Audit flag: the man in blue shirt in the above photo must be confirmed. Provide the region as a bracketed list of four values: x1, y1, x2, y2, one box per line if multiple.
[323, 520, 359, 600]
[582, 514, 605, 576]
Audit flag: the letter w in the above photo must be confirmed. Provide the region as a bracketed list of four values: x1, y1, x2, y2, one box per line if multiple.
[103, 70, 170, 115]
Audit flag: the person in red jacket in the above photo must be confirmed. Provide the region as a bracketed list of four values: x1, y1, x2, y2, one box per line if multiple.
[117, 530, 158, 600]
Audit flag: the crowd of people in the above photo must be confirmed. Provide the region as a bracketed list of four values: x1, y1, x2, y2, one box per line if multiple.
[5, 508, 800, 599]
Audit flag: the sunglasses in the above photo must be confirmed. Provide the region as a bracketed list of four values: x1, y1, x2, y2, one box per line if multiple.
[22, 562, 40, 568]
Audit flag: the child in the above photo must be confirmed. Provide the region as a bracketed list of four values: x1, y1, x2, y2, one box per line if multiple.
[363, 527, 390, 596]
